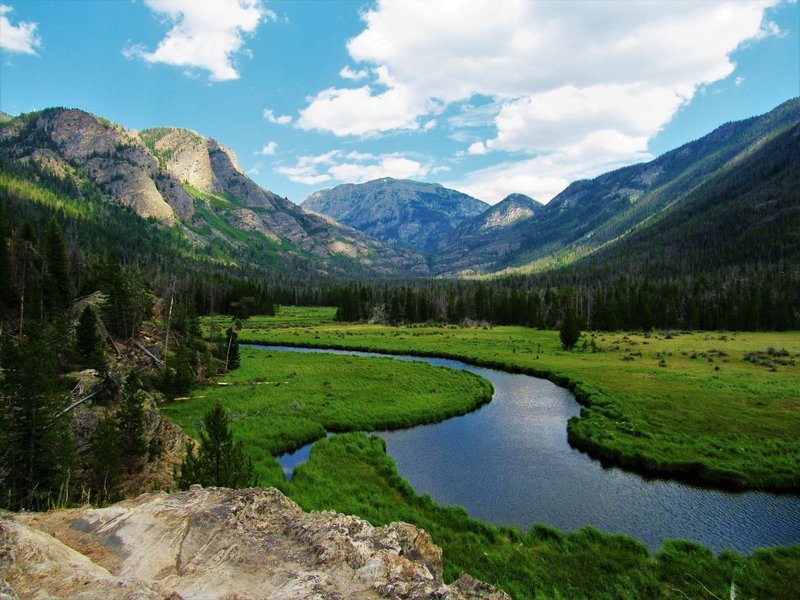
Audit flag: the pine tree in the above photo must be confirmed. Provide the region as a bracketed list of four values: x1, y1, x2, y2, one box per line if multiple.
[177, 402, 256, 489]
[43, 218, 73, 311]
[89, 416, 123, 504]
[116, 373, 147, 472]
[75, 306, 106, 371]
[559, 307, 581, 350]
[0, 200, 11, 313]
[0, 326, 75, 510]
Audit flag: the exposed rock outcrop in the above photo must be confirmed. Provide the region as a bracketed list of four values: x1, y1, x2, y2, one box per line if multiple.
[302, 178, 489, 251]
[1, 486, 509, 599]
[0, 108, 430, 276]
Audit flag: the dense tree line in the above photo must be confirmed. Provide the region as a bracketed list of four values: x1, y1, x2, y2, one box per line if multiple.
[329, 266, 799, 332]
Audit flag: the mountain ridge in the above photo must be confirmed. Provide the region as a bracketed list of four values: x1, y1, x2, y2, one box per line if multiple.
[0, 108, 430, 277]
[432, 97, 800, 275]
[302, 177, 488, 250]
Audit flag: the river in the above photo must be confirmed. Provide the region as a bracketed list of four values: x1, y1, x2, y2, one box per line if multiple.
[256, 345, 800, 554]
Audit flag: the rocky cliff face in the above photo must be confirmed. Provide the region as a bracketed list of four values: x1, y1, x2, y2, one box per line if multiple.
[1, 486, 508, 599]
[0, 109, 430, 276]
[302, 178, 489, 251]
[0, 109, 194, 223]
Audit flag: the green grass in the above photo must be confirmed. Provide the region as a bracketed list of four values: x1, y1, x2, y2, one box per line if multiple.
[206, 306, 336, 330]
[161, 347, 492, 487]
[217, 315, 800, 491]
[288, 432, 800, 600]
[166, 324, 799, 598]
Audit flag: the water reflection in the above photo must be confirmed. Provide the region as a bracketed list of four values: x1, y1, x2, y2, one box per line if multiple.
[261, 345, 800, 553]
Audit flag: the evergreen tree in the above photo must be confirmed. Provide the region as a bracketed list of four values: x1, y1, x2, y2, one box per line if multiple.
[0, 327, 75, 510]
[559, 307, 581, 350]
[43, 218, 73, 311]
[89, 416, 123, 504]
[0, 200, 11, 313]
[177, 402, 256, 489]
[116, 373, 147, 472]
[75, 306, 106, 371]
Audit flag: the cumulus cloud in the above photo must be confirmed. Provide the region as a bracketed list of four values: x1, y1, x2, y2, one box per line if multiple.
[297, 84, 426, 137]
[0, 4, 41, 55]
[263, 108, 293, 125]
[276, 150, 431, 186]
[299, 0, 780, 201]
[339, 65, 368, 80]
[125, 0, 271, 81]
[258, 141, 277, 155]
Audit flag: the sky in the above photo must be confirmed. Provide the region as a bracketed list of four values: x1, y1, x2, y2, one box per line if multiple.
[1, 0, 798, 205]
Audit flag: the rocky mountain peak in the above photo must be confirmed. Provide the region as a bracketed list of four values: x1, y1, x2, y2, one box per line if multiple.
[301, 178, 489, 250]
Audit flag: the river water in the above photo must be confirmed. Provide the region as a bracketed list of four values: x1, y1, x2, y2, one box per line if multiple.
[258, 345, 800, 553]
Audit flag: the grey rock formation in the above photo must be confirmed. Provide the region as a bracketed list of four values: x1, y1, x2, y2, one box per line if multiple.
[303, 178, 489, 250]
[0, 109, 430, 276]
[1, 486, 509, 599]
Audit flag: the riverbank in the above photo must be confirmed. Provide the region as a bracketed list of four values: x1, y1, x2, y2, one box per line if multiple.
[169, 325, 800, 599]
[217, 315, 800, 492]
[161, 346, 493, 487]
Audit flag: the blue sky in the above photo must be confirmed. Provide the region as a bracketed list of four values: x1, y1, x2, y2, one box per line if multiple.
[1, 0, 798, 205]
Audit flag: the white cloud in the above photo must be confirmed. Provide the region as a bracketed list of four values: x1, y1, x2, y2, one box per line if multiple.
[263, 108, 293, 125]
[300, 0, 780, 201]
[276, 150, 432, 186]
[467, 141, 488, 155]
[0, 4, 41, 55]
[297, 84, 426, 137]
[125, 0, 270, 81]
[258, 141, 277, 155]
[328, 156, 426, 182]
[339, 65, 368, 80]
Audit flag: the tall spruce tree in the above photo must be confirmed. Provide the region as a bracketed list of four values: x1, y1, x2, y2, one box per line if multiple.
[43, 218, 73, 311]
[0, 200, 11, 313]
[177, 402, 256, 489]
[75, 306, 106, 371]
[559, 307, 581, 350]
[0, 327, 75, 510]
[116, 373, 147, 472]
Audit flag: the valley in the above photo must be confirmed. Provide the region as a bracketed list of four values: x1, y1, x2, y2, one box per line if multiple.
[1, 79, 798, 600]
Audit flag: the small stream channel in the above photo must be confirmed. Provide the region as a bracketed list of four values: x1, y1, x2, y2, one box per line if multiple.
[256, 345, 800, 554]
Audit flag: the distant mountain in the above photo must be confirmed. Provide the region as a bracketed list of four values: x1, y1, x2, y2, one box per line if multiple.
[0, 109, 429, 277]
[432, 98, 800, 275]
[302, 178, 488, 250]
[435, 193, 543, 273]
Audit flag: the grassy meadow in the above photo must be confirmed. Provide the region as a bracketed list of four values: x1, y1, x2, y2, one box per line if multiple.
[161, 345, 492, 487]
[210, 308, 800, 491]
[167, 309, 800, 598]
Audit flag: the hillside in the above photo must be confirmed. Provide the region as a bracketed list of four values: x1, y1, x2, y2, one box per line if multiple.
[433, 98, 800, 275]
[302, 177, 488, 250]
[0, 109, 429, 278]
[567, 120, 800, 281]
[435, 193, 543, 273]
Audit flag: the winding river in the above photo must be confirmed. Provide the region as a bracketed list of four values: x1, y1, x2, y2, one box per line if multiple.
[258, 345, 800, 554]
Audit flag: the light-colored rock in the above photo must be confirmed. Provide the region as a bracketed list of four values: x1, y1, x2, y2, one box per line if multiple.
[2, 487, 510, 600]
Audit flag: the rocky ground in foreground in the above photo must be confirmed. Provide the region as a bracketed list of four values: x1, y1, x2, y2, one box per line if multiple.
[0, 486, 508, 599]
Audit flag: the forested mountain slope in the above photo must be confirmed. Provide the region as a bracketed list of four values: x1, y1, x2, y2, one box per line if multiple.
[433, 98, 800, 275]
[0, 109, 429, 279]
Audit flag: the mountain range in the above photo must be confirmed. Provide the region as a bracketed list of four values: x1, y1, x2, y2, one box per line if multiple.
[302, 178, 488, 251]
[1, 98, 798, 281]
[0, 109, 428, 278]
